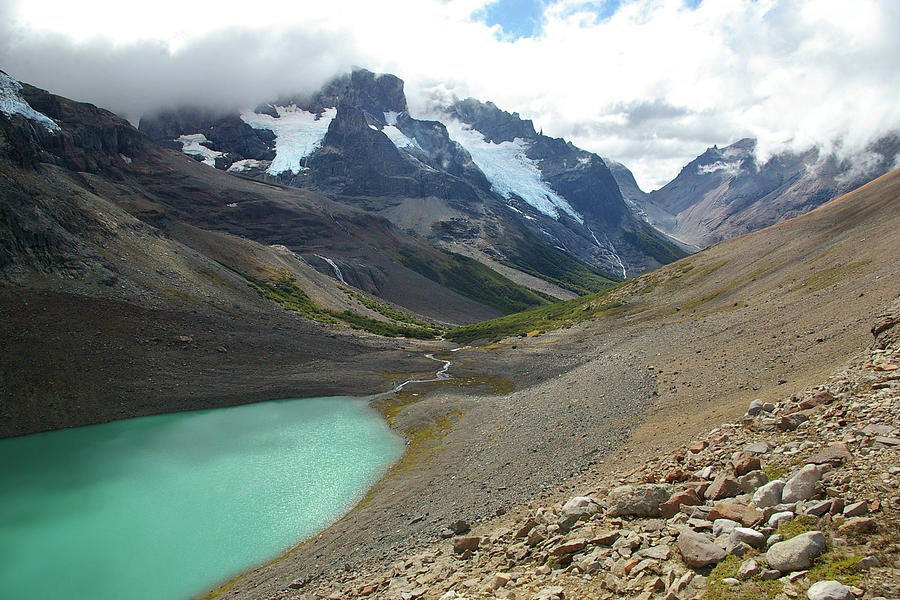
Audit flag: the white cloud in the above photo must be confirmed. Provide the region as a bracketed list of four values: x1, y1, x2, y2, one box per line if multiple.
[1, 0, 898, 190]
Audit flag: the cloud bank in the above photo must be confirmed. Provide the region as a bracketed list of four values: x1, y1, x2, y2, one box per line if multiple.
[1, 0, 898, 190]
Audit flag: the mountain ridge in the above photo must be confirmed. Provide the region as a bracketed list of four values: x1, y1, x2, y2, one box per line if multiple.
[139, 68, 687, 280]
[609, 135, 900, 248]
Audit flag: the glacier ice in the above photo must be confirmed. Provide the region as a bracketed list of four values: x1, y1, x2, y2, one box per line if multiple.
[227, 158, 266, 173]
[443, 118, 583, 223]
[176, 133, 223, 167]
[381, 124, 421, 151]
[241, 106, 337, 175]
[0, 72, 60, 132]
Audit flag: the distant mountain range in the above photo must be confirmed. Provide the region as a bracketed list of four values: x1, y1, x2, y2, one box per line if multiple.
[607, 136, 900, 248]
[139, 69, 688, 283]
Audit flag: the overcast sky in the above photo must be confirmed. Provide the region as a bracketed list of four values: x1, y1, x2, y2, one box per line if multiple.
[2, 0, 898, 190]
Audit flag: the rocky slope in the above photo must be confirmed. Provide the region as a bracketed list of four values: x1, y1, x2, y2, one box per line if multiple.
[271, 299, 900, 600]
[139, 69, 687, 281]
[609, 137, 900, 248]
[209, 166, 899, 599]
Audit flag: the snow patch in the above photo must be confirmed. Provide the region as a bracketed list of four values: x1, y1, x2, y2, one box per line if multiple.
[0, 72, 60, 132]
[240, 106, 337, 175]
[227, 158, 266, 173]
[176, 133, 223, 167]
[383, 111, 401, 126]
[697, 160, 743, 177]
[444, 118, 583, 223]
[382, 125, 421, 151]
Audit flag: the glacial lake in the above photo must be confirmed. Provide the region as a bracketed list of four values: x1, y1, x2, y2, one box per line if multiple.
[0, 396, 404, 600]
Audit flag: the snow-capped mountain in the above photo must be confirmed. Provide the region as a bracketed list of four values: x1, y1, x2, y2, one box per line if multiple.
[609, 136, 900, 248]
[139, 69, 687, 282]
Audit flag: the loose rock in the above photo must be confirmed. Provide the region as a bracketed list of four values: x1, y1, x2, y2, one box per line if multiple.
[765, 531, 827, 572]
[677, 530, 726, 568]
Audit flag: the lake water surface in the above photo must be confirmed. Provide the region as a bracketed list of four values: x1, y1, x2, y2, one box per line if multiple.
[0, 396, 404, 600]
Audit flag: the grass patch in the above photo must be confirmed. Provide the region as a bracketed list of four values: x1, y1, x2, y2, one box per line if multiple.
[706, 554, 781, 600]
[497, 230, 620, 295]
[244, 270, 443, 339]
[160, 286, 201, 307]
[392, 410, 463, 473]
[446, 286, 624, 344]
[807, 552, 863, 587]
[675, 266, 767, 314]
[340, 286, 433, 327]
[774, 514, 817, 540]
[763, 463, 789, 481]
[394, 245, 552, 314]
[801, 261, 871, 292]
[622, 223, 691, 265]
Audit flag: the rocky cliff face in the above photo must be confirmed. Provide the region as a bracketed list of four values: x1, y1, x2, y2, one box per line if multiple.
[139, 69, 687, 281]
[611, 137, 900, 248]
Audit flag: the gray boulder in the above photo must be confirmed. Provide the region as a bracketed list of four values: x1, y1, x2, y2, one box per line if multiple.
[738, 470, 768, 493]
[782, 464, 821, 503]
[606, 484, 672, 517]
[807, 580, 854, 600]
[677, 530, 727, 568]
[753, 480, 785, 508]
[731, 526, 766, 549]
[561, 496, 600, 519]
[765, 531, 826, 572]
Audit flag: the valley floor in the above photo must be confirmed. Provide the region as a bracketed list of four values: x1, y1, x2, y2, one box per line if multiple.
[210, 168, 900, 598]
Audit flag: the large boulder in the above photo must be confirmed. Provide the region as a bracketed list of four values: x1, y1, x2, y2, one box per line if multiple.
[765, 531, 826, 572]
[707, 503, 763, 527]
[782, 464, 822, 503]
[753, 480, 785, 508]
[561, 496, 600, 519]
[606, 484, 673, 517]
[705, 474, 742, 500]
[677, 530, 726, 568]
[807, 580, 854, 600]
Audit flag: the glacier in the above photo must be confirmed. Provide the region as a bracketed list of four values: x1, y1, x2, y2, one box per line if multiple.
[176, 133, 223, 167]
[227, 158, 266, 173]
[381, 124, 421, 151]
[443, 119, 583, 224]
[241, 106, 337, 175]
[0, 72, 61, 132]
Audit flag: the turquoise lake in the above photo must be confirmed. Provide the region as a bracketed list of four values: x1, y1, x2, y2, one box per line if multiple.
[0, 396, 404, 600]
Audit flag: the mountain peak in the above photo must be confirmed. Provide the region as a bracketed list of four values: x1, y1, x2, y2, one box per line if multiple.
[445, 97, 536, 144]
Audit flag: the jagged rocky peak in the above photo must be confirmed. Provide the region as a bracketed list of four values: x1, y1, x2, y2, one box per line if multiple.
[690, 137, 757, 177]
[270, 68, 408, 120]
[445, 97, 537, 143]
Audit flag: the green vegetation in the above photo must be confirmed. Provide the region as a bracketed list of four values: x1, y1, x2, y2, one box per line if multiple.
[245, 270, 443, 339]
[339, 286, 433, 327]
[394, 245, 551, 314]
[808, 552, 863, 586]
[498, 230, 620, 295]
[446, 286, 624, 344]
[801, 261, 871, 292]
[774, 514, 817, 540]
[623, 223, 690, 265]
[706, 554, 781, 600]
[763, 463, 789, 481]
[392, 410, 463, 473]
